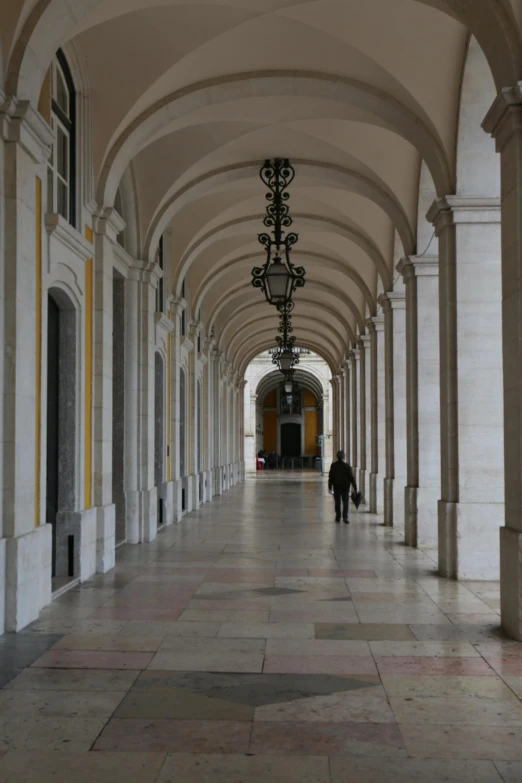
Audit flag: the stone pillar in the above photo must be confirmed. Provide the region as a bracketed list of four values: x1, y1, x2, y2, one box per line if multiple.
[213, 351, 223, 495]
[168, 297, 185, 521]
[350, 352, 358, 475]
[366, 319, 382, 514]
[356, 339, 367, 500]
[429, 196, 503, 580]
[372, 317, 386, 516]
[398, 256, 440, 547]
[339, 371, 346, 453]
[342, 366, 350, 460]
[379, 293, 406, 527]
[123, 259, 162, 543]
[0, 97, 53, 631]
[361, 334, 372, 508]
[188, 321, 201, 510]
[330, 378, 338, 454]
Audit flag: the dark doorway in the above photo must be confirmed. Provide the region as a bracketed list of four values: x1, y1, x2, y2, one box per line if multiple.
[281, 423, 301, 457]
[46, 295, 60, 576]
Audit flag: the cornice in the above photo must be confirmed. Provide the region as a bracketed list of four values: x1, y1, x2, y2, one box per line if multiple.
[483, 85, 522, 152]
[154, 312, 174, 335]
[45, 214, 92, 263]
[0, 91, 52, 163]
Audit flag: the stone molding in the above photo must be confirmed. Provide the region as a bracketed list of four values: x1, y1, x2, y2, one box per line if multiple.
[171, 296, 187, 317]
[378, 292, 405, 312]
[45, 214, 93, 264]
[0, 91, 53, 163]
[366, 315, 384, 333]
[483, 85, 522, 152]
[113, 243, 135, 275]
[428, 197, 500, 234]
[128, 259, 162, 289]
[154, 312, 174, 336]
[93, 206, 126, 243]
[397, 255, 439, 280]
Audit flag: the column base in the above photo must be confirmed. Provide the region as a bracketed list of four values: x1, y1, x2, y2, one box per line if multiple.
[369, 473, 378, 514]
[500, 527, 522, 641]
[0, 538, 5, 634]
[173, 479, 182, 521]
[438, 500, 502, 580]
[5, 523, 52, 632]
[125, 490, 157, 543]
[188, 474, 200, 511]
[404, 487, 418, 547]
[158, 481, 174, 525]
[79, 508, 98, 581]
[384, 477, 394, 526]
[96, 504, 115, 572]
[393, 476, 406, 534]
[358, 469, 367, 506]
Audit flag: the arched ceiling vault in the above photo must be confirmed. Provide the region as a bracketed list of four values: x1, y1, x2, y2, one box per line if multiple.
[5, 0, 522, 381]
[256, 368, 325, 403]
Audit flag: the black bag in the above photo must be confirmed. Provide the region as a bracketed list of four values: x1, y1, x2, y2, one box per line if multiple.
[351, 491, 363, 509]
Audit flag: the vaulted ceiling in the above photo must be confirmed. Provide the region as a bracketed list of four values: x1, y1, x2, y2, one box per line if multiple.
[4, 0, 522, 372]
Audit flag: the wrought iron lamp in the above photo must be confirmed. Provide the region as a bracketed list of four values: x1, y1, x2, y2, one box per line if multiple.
[251, 159, 306, 307]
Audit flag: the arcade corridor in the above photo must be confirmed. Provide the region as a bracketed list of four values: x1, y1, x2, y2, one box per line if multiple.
[0, 474, 520, 781]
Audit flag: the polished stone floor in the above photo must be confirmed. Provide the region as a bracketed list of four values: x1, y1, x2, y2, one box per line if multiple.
[0, 473, 521, 782]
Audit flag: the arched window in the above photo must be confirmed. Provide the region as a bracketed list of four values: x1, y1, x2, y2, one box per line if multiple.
[47, 50, 76, 226]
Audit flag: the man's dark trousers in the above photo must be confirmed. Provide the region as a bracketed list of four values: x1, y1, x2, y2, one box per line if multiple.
[334, 487, 349, 521]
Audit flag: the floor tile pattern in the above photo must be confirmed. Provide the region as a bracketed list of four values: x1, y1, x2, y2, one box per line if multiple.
[0, 472, 518, 781]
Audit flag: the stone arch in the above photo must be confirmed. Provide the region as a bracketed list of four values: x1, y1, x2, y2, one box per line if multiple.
[145, 161, 414, 263]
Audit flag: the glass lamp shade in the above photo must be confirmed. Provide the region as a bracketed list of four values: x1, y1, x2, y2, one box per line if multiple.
[266, 257, 291, 304]
[284, 381, 293, 394]
[286, 394, 293, 404]
[279, 351, 293, 372]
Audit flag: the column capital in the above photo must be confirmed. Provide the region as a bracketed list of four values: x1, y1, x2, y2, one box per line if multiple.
[397, 255, 439, 280]
[359, 334, 371, 349]
[427, 197, 500, 233]
[0, 91, 53, 163]
[366, 315, 384, 333]
[378, 292, 405, 312]
[483, 85, 522, 152]
[170, 296, 187, 317]
[127, 259, 162, 288]
[93, 206, 126, 243]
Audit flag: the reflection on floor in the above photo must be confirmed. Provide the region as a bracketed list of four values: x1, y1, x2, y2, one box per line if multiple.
[0, 472, 521, 782]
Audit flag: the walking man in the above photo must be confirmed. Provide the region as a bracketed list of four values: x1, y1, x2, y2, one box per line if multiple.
[328, 450, 357, 524]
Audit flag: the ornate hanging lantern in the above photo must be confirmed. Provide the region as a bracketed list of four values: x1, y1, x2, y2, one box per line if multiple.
[251, 159, 306, 307]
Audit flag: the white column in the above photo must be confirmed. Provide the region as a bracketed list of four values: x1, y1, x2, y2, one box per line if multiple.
[366, 319, 382, 514]
[339, 371, 345, 453]
[361, 334, 372, 509]
[330, 378, 337, 455]
[342, 366, 350, 459]
[1, 99, 53, 631]
[398, 256, 440, 547]
[350, 352, 358, 475]
[356, 338, 367, 500]
[188, 321, 201, 510]
[429, 197, 503, 579]
[379, 293, 406, 527]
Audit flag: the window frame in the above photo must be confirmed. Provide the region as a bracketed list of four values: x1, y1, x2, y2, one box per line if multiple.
[48, 49, 76, 227]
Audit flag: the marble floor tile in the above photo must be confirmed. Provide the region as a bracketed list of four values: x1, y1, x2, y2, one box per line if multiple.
[374, 656, 494, 676]
[254, 685, 395, 723]
[494, 761, 522, 782]
[4, 667, 139, 691]
[51, 635, 163, 652]
[329, 756, 503, 782]
[31, 650, 154, 670]
[410, 623, 505, 642]
[217, 622, 315, 639]
[178, 609, 270, 623]
[0, 670, 20, 688]
[264, 655, 377, 675]
[23, 619, 130, 635]
[481, 656, 522, 675]
[93, 718, 251, 753]
[315, 623, 415, 641]
[250, 720, 407, 756]
[269, 609, 359, 624]
[381, 674, 518, 700]
[0, 715, 109, 753]
[155, 753, 330, 783]
[115, 688, 254, 720]
[265, 639, 370, 656]
[391, 694, 522, 725]
[148, 650, 265, 673]
[369, 641, 480, 657]
[0, 688, 125, 718]
[0, 751, 167, 783]
[400, 723, 522, 760]
[118, 621, 220, 638]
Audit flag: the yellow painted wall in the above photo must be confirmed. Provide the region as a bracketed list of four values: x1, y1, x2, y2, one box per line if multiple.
[303, 389, 317, 407]
[304, 409, 319, 454]
[263, 411, 277, 453]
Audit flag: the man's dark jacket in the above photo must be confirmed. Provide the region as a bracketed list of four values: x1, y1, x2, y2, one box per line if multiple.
[328, 460, 357, 491]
